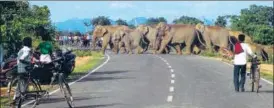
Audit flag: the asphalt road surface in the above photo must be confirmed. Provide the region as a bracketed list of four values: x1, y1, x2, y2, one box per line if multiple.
[23, 51, 273, 108]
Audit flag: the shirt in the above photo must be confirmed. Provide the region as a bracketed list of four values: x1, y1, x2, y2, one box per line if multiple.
[233, 43, 254, 65]
[38, 41, 53, 54]
[17, 46, 31, 73]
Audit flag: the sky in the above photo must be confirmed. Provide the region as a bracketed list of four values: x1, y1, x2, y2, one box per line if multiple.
[29, 1, 273, 23]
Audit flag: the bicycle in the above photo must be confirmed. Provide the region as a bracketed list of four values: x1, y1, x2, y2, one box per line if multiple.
[9, 63, 48, 108]
[48, 56, 75, 108]
[249, 57, 261, 93]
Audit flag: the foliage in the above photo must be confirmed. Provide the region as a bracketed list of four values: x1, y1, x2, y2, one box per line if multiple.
[115, 18, 128, 26]
[173, 16, 203, 25]
[0, 1, 56, 57]
[91, 16, 111, 27]
[146, 17, 167, 25]
[215, 16, 227, 27]
[229, 4, 273, 45]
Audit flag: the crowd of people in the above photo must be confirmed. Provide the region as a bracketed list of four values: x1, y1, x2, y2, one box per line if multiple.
[55, 35, 92, 47]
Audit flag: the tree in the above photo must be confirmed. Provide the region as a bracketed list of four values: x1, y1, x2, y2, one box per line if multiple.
[173, 16, 203, 25]
[91, 16, 111, 27]
[146, 17, 167, 25]
[230, 4, 273, 45]
[83, 21, 91, 33]
[215, 16, 227, 27]
[116, 18, 128, 26]
[0, 1, 56, 57]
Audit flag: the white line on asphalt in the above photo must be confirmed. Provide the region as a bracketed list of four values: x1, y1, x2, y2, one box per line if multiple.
[22, 54, 111, 107]
[170, 69, 174, 73]
[171, 74, 175, 78]
[167, 96, 173, 102]
[168, 65, 172, 68]
[169, 86, 174, 92]
[171, 80, 175, 84]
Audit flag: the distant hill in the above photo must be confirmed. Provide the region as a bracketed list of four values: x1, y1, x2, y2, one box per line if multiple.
[54, 18, 93, 33]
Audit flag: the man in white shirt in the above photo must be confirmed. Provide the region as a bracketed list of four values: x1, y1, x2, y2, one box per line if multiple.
[233, 34, 256, 92]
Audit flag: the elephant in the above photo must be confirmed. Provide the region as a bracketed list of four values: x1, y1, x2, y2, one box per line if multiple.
[156, 22, 204, 55]
[92, 25, 129, 54]
[136, 25, 173, 54]
[112, 29, 146, 54]
[195, 23, 229, 54]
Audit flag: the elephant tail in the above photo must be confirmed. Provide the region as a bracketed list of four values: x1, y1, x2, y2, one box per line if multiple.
[195, 30, 206, 47]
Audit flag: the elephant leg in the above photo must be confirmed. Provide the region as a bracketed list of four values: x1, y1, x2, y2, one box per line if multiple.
[157, 39, 169, 54]
[185, 42, 192, 55]
[119, 42, 126, 54]
[101, 36, 110, 54]
[137, 46, 144, 54]
[124, 41, 132, 54]
[175, 44, 182, 55]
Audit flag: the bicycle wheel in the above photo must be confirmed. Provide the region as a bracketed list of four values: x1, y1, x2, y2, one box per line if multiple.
[17, 78, 40, 108]
[58, 73, 74, 108]
[7, 77, 18, 106]
[250, 71, 255, 92]
[255, 68, 260, 93]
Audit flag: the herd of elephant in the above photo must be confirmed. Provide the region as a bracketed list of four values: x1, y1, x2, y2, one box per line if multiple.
[91, 22, 269, 61]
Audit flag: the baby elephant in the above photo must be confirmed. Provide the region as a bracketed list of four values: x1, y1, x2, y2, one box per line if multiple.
[112, 29, 146, 54]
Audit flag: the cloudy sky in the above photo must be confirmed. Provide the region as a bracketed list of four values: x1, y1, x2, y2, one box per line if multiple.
[29, 1, 273, 23]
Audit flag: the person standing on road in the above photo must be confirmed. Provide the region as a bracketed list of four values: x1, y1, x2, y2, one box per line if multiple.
[12, 37, 34, 105]
[233, 34, 256, 92]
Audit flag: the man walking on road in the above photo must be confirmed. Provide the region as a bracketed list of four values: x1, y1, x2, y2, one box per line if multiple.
[233, 34, 256, 92]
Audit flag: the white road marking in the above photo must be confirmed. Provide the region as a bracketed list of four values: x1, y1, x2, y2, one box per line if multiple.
[155, 55, 175, 103]
[171, 80, 175, 84]
[171, 74, 175, 78]
[169, 86, 174, 92]
[167, 96, 173, 102]
[22, 54, 111, 107]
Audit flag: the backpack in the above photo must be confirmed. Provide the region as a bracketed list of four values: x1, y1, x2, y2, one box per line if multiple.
[234, 41, 244, 54]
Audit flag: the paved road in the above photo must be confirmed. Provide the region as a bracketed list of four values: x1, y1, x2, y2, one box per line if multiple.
[24, 51, 273, 108]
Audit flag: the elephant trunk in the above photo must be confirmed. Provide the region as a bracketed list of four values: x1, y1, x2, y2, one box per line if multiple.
[113, 41, 120, 54]
[260, 48, 269, 61]
[195, 30, 207, 48]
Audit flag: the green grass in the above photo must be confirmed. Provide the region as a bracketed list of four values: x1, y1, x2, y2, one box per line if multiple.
[73, 50, 104, 57]
[200, 50, 221, 57]
[68, 51, 104, 80]
[0, 97, 9, 107]
[260, 72, 274, 82]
